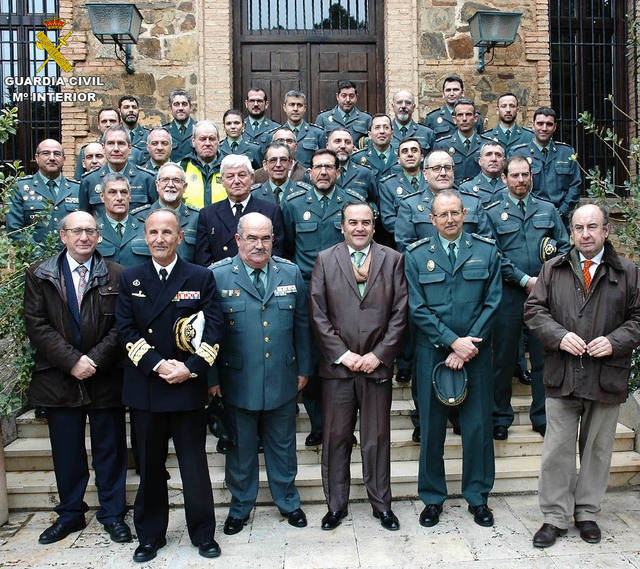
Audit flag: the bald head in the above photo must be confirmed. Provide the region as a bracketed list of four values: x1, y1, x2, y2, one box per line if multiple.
[236, 212, 273, 269]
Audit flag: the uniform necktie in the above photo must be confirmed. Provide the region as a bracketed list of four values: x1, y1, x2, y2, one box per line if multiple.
[464, 139, 471, 152]
[47, 179, 56, 196]
[517, 200, 525, 216]
[234, 203, 244, 220]
[159, 268, 168, 284]
[252, 120, 259, 128]
[542, 147, 548, 160]
[582, 260, 594, 292]
[231, 141, 238, 152]
[410, 177, 418, 191]
[504, 129, 511, 140]
[76, 265, 87, 309]
[340, 166, 346, 177]
[116, 222, 124, 239]
[352, 251, 366, 295]
[274, 186, 282, 204]
[320, 195, 328, 209]
[379, 152, 386, 162]
[448, 242, 456, 270]
[252, 268, 265, 297]
[343, 112, 350, 121]
[293, 127, 299, 136]
[400, 126, 407, 138]
[179, 125, 186, 136]
[490, 177, 498, 187]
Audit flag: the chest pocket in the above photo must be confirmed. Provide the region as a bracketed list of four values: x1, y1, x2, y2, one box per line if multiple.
[97, 241, 117, 258]
[98, 286, 118, 316]
[183, 228, 197, 245]
[494, 221, 520, 236]
[461, 266, 489, 302]
[129, 185, 148, 206]
[23, 198, 48, 222]
[433, 122, 451, 136]
[301, 138, 319, 151]
[418, 270, 448, 305]
[532, 217, 554, 230]
[530, 161, 543, 175]
[352, 121, 369, 136]
[88, 186, 103, 205]
[554, 162, 572, 176]
[451, 152, 464, 165]
[277, 297, 295, 326]
[221, 300, 246, 332]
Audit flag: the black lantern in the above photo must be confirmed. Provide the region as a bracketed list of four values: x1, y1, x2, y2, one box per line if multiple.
[468, 10, 522, 73]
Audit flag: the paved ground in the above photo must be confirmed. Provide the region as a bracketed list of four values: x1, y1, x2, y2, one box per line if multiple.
[2, 489, 640, 568]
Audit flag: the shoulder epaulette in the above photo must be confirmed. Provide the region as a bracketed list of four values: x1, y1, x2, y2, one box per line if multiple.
[135, 165, 155, 175]
[406, 236, 431, 251]
[554, 141, 572, 149]
[529, 195, 554, 205]
[471, 233, 496, 244]
[296, 181, 313, 191]
[344, 188, 366, 202]
[66, 178, 80, 184]
[308, 122, 322, 129]
[211, 257, 233, 268]
[19, 175, 34, 181]
[251, 183, 263, 190]
[401, 191, 420, 201]
[426, 108, 441, 116]
[272, 255, 294, 265]
[511, 143, 529, 151]
[130, 204, 151, 215]
[81, 170, 94, 178]
[436, 134, 454, 142]
[285, 189, 306, 201]
[484, 200, 501, 210]
[379, 172, 397, 183]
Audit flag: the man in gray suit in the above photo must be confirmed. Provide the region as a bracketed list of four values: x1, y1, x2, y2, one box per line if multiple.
[310, 202, 408, 531]
[210, 212, 312, 535]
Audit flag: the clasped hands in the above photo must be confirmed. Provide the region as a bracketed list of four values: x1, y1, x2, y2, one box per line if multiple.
[157, 359, 192, 384]
[445, 336, 483, 370]
[560, 332, 613, 358]
[341, 352, 381, 374]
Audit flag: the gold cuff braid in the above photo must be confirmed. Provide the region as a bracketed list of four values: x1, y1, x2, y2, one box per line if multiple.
[195, 342, 219, 366]
[126, 338, 153, 367]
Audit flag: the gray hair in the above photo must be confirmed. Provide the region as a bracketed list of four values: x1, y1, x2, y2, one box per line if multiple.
[145, 207, 181, 230]
[423, 149, 454, 170]
[156, 161, 186, 182]
[220, 154, 254, 176]
[431, 189, 463, 213]
[264, 141, 291, 159]
[59, 211, 96, 231]
[168, 88, 192, 106]
[101, 172, 130, 192]
[283, 90, 307, 104]
[147, 126, 173, 144]
[237, 212, 272, 237]
[102, 124, 131, 145]
[192, 120, 219, 139]
[571, 204, 610, 227]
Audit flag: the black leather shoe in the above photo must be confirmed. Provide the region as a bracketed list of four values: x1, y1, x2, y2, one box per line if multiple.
[321, 510, 347, 530]
[516, 367, 532, 385]
[133, 538, 166, 562]
[34, 406, 47, 419]
[223, 515, 249, 535]
[575, 520, 601, 543]
[305, 431, 322, 446]
[419, 504, 442, 527]
[257, 436, 264, 453]
[281, 508, 307, 528]
[533, 523, 567, 548]
[468, 504, 494, 527]
[412, 426, 421, 443]
[493, 425, 508, 440]
[373, 509, 399, 531]
[395, 369, 412, 383]
[216, 438, 235, 454]
[198, 540, 221, 558]
[532, 424, 546, 437]
[103, 520, 132, 543]
[449, 410, 461, 435]
[38, 518, 86, 544]
[352, 434, 358, 446]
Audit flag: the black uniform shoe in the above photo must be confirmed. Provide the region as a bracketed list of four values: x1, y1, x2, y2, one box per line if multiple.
[468, 504, 494, 527]
[198, 540, 221, 558]
[395, 369, 412, 383]
[373, 509, 399, 531]
[419, 504, 442, 527]
[133, 538, 167, 562]
[449, 409, 461, 435]
[103, 520, 132, 543]
[305, 431, 322, 446]
[223, 515, 249, 535]
[321, 510, 347, 530]
[516, 367, 532, 385]
[493, 425, 508, 440]
[575, 520, 601, 543]
[532, 523, 567, 548]
[216, 438, 235, 454]
[281, 508, 307, 527]
[532, 424, 546, 437]
[38, 518, 86, 544]
[34, 407, 47, 419]
[412, 426, 421, 443]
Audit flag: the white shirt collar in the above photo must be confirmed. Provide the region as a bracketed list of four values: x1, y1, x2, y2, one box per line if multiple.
[152, 256, 178, 279]
[347, 243, 371, 258]
[66, 252, 92, 274]
[579, 248, 604, 266]
[228, 195, 251, 210]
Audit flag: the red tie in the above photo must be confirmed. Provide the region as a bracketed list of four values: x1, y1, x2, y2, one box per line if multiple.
[582, 260, 594, 292]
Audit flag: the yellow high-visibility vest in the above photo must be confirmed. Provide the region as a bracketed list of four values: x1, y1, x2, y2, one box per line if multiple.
[183, 161, 226, 208]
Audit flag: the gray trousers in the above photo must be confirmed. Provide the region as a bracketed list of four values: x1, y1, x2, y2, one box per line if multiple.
[538, 396, 620, 528]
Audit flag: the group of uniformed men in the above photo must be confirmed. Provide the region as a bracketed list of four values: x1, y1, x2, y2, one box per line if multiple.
[12, 75, 635, 559]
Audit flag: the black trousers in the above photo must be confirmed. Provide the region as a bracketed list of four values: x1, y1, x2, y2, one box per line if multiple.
[131, 407, 215, 545]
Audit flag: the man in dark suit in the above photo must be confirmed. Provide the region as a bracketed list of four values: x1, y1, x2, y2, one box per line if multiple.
[115, 209, 223, 562]
[310, 202, 408, 531]
[211, 212, 311, 534]
[195, 154, 284, 266]
[23, 211, 130, 545]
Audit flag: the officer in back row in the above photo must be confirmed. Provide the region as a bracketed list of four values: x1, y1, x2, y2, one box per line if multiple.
[483, 92, 533, 154]
[7, 139, 79, 245]
[119, 95, 149, 161]
[74, 107, 122, 180]
[510, 107, 581, 225]
[141, 127, 173, 173]
[250, 142, 297, 205]
[163, 88, 197, 163]
[423, 76, 484, 140]
[282, 90, 325, 168]
[79, 125, 156, 216]
[484, 155, 570, 442]
[390, 90, 435, 157]
[458, 142, 507, 205]
[435, 99, 493, 186]
[315, 80, 372, 147]
[219, 109, 263, 170]
[351, 114, 399, 181]
[243, 87, 281, 152]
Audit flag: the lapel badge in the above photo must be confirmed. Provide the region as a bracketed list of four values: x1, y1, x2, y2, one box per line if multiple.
[449, 147, 455, 155]
[396, 187, 403, 195]
[473, 186, 479, 192]
[336, 196, 342, 202]
[437, 117, 443, 124]
[527, 156, 533, 164]
[427, 260, 435, 271]
[133, 279, 140, 286]
[24, 184, 30, 192]
[501, 212, 509, 221]
[303, 211, 311, 220]
[328, 116, 334, 122]
[429, 244, 436, 251]
[417, 204, 425, 212]
[233, 265, 239, 272]
[95, 184, 102, 194]
[360, 157, 367, 165]
[465, 240, 471, 246]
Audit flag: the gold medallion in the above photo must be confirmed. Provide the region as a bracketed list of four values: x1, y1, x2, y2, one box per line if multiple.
[427, 260, 435, 271]
[303, 211, 311, 220]
[501, 212, 508, 221]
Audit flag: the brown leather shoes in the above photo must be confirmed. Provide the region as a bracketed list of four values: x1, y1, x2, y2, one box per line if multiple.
[532, 523, 567, 548]
[575, 520, 601, 543]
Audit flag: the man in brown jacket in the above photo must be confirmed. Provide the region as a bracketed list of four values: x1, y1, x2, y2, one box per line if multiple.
[23, 211, 130, 545]
[310, 202, 408, 531]
[525, 204, 640, 548]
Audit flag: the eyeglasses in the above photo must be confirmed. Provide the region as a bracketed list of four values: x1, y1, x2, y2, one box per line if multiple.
[266, 157, 290, 165]
[275, 137, 296, 144]
[64, 227, 98, 236]
[426, 164, 454, 173]
[242, 235, 273, 244]
[158, 177, 185, 185]
[431, 210, 463, 220]
[37, 150, 63, 158]
[310, 164, 336, 171]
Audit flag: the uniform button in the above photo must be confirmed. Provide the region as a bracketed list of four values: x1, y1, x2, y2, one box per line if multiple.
[262, 306, 266, 311]
[229, 308, 233, 313]
[289, 305, 293, 309]
[54, 206, 58, 210]
[223, 246, 228, 251]
[265, 352, 270, 358]
[148, 328, 153, 334]
[263, 321, 268, 327]
[264, 337, 270, 343]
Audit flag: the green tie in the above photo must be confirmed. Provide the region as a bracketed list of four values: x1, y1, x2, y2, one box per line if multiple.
[518, 200, 525, 216]
[252, 120, 259, 128]
[116, 222, 124, 239]
[252, 269, 265, 297]
[490, 177, 498, 187]
[47, 179, 56, 196]
[352, 251, 365, 295]
[379, 152, 386, 162]
[400, 126, 407, 137]
[410, 177, 418, 191]
[504, 129, 511, 140]
[179, 125, 186, 136]
[231, 141, 238, 152]
[344, 112, 350, 121]
[320, 195, 329, 209]
[293, 127, 299, 136]
[448, 242, 456, 270]
[464, 139, 471, 152]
